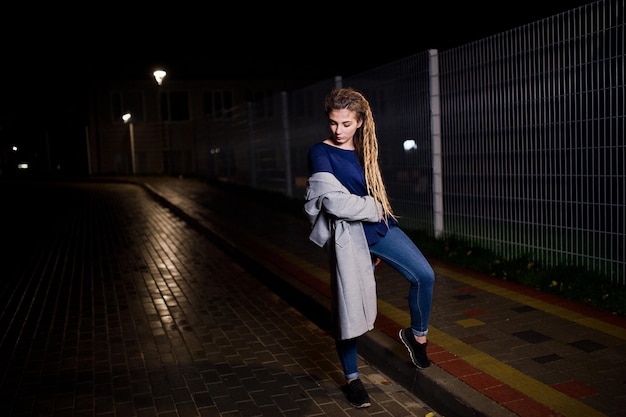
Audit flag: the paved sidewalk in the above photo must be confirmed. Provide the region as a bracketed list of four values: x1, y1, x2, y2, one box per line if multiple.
[0, 178, 439, 417]
[134, 175, 626, 417]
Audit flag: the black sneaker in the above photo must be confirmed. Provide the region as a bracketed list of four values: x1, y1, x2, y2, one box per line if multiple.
[399, 328, 431, 369]
[343, 378, 371, 408]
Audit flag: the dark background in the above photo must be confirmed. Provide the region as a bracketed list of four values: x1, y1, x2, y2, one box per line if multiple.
[0, 1, 597, 145]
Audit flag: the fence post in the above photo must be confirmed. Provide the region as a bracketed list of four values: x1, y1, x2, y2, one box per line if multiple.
[247, 101, 257, 188]
[429, 49, 444, 238]
[281, 92, 293, 197]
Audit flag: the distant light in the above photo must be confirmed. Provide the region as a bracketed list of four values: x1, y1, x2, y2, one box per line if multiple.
[12, 145, 18, 151]
[122, 113, 132, 123]
[153, 70, 167, 85]
[403, 139, 417, 151]
[17, 163, 28, 169]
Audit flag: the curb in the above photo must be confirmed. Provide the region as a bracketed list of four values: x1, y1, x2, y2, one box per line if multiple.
[360, 329, 516, 417]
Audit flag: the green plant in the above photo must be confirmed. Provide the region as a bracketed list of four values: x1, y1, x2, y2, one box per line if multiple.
[421, 234, 625, 316]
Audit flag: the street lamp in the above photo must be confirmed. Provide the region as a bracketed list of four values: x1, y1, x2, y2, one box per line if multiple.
[122, 112, 136, 175]
[153, 70, 166, 86]
[153, 69, 169, 174]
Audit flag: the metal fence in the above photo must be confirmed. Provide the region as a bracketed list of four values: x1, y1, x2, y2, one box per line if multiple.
[192, 0, 625, 283]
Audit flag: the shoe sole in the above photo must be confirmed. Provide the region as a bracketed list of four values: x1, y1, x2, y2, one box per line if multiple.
[352, 402, 371, 408]
[399, 329, 429, 369]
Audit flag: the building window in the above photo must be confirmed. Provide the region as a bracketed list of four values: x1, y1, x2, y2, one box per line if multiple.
[203, 90, 233, 119]
[160, 90, 190, 121]
[246, 90, 274, 119]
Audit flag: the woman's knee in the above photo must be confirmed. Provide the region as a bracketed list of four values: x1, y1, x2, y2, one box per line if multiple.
[417, 265, 435, 287]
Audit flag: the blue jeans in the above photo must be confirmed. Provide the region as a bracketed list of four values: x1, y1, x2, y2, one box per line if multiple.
[336, 225, 435, 380]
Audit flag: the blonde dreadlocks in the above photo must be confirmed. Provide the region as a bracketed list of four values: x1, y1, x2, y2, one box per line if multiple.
[324, 88, 396, 223]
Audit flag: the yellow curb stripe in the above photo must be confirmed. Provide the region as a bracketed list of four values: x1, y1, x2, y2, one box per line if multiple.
[377, 299, 607, 417]
[433, 265, 626, 341]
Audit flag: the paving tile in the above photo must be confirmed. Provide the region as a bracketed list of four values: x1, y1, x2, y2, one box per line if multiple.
[568, 339, 608, 352]
[512, 330, 553, 344]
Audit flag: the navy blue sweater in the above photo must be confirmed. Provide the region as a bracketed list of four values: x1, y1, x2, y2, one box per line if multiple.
[307, 142, 395, 245]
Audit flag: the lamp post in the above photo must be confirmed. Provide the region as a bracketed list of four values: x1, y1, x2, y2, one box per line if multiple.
[153, 69, 168, 174]
[122, 113, 136, 175]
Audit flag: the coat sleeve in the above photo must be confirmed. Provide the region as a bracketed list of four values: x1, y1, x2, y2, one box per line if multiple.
[319, 191, 382, 223]
[305, 172, 382, 223]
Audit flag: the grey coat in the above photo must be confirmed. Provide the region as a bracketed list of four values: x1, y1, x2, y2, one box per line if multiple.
[304, 172, 383, 340]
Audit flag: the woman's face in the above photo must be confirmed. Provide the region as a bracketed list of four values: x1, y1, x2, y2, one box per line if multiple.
[326, 108, 362, 150]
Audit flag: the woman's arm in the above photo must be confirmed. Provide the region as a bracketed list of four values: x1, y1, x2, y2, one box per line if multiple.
[319, 191, 382, 223]
[305, 172, 382, 223]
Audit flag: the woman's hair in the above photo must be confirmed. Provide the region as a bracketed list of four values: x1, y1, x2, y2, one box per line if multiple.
[324, 87, 396, 222]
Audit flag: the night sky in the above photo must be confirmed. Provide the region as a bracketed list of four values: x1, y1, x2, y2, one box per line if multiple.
[0, 1, 597, 141]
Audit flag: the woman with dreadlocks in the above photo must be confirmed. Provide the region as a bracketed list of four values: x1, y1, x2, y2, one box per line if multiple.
[305, 87, 435, 408]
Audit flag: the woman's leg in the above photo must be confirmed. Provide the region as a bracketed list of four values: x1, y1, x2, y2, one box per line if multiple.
[326, 234, 371, 407]
[335, 338, 359, 381]
[369, 225, 435, 336]
[336, 337, 371, 407]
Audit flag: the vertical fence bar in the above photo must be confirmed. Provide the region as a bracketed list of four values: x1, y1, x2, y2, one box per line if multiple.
[334, 76, 342, 89]
[429, 49, 444, 238]
[281, 92, 293, 197]
[247, 101, 257, 188]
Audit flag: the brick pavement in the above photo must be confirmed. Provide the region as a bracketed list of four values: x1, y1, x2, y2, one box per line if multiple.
[133, 175, 626, 417]
[0, 179, 440, 417]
